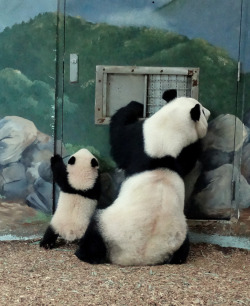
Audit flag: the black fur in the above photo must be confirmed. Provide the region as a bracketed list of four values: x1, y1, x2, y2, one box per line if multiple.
[50, 154, 101, 200]
[75, 214, 108, 264]
[162, 88, 177, 102]
[39, 225, 59, 249]
[190, 104, 201, 122]
[91, 158, 99, 168]
[68, 156, 76, 165]
[110, 101, 144, 176]
[110, 101, 182, 177]
[169, 234, 190, 264]
[109, 98, 201, 178]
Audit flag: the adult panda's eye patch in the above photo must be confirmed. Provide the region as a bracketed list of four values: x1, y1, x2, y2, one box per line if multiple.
[190, 104, 201, 122]
[68, 156, 76, 165]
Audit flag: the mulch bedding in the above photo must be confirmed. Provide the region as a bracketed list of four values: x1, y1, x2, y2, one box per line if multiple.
[0, 240, 249, 305]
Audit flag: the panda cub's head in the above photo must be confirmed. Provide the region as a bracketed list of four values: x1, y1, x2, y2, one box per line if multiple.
[67, 149, 99, 191]
[143, 96, 210, 158]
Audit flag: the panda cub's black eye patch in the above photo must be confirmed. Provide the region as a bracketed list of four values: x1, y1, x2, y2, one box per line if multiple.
[91, 158, 99, 168]
[68, 156, 76, 165]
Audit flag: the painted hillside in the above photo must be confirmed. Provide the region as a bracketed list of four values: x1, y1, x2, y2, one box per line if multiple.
[1, 12, 249, 155]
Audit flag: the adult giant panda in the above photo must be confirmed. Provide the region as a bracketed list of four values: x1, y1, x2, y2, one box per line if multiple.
[40, 149, 100, 249]
[110, 89, 204, 177]
[75, 97, 210, 265]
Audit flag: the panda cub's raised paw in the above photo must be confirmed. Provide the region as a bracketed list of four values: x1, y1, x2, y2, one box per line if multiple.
[50, 154, 62, 166]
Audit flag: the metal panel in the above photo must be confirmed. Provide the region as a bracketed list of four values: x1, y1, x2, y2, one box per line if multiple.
[105, 74, 146, 117]
[69, 54, 78, 83]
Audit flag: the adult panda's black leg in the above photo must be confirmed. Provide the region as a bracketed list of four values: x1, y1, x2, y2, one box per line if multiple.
[75, 214, 108, 264]
[169, 234, 190, 264]
[40, 225, 59, 249]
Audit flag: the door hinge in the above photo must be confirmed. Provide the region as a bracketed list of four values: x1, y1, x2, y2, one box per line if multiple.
[237, 61, 241, 82]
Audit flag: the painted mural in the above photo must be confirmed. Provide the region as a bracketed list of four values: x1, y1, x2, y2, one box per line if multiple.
[0, 0, 249, 240]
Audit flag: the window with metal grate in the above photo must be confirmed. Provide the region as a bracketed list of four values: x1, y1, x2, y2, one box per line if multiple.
[95, 65, 199, 124]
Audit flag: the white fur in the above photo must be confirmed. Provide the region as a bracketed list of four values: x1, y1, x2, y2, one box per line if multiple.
[67, 149, 99, 191]
[51, 192, 97, 241]
[98, 169, 186, 266]
[143, 97, 210, 158]
[51, 148, 99, 241]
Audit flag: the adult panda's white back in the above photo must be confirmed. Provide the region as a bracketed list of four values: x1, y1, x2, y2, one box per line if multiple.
[143, 97, 210, 159]
[97, 169, 186, 266]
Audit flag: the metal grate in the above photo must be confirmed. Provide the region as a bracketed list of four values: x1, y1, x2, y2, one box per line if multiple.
[147, 74, 192, 116]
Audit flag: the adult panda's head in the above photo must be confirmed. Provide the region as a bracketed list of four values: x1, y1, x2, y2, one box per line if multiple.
[67, 149, 99, 191]
[143, 96, 210, 159]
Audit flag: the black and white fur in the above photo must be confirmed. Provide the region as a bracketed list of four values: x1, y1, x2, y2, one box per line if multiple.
[109, 89, 205, 177]
[162, 89, 203, 176]
[40, 149, 100, 249]
[75, 97, 210, 265]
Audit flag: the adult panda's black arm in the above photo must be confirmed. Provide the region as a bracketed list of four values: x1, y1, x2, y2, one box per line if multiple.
[177, 141, 202, 177]
[40, 225, 59, 249]
[110, 101, 143, 127]
[75, 213, 108, 264]
[110, 101, 144, 171]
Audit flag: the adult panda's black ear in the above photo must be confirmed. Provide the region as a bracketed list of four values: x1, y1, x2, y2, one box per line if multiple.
[190, 104, 201, 122]
[68, 156, 76, 165]
[91, 158, 99, 168]
[162, 89, 177, 103]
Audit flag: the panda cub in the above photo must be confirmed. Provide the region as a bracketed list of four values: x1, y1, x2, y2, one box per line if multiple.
[40, 149, 100, 249]
[75, 97, 210, 265]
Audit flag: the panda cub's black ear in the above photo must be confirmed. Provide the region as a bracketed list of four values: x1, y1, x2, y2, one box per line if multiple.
[68, 156, 76, 165]
[162, 89, 177, 103]
[190, 104, 201, 122]
[91, 158, 99, 168]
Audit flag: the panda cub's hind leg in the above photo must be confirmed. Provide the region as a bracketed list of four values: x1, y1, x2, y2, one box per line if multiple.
[40, 225, 59, 249]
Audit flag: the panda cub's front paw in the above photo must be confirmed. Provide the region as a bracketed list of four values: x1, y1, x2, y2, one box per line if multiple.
[50, 154, 62, 167]
[40, 239, 56, 249]
[40, 225, 59, 249]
